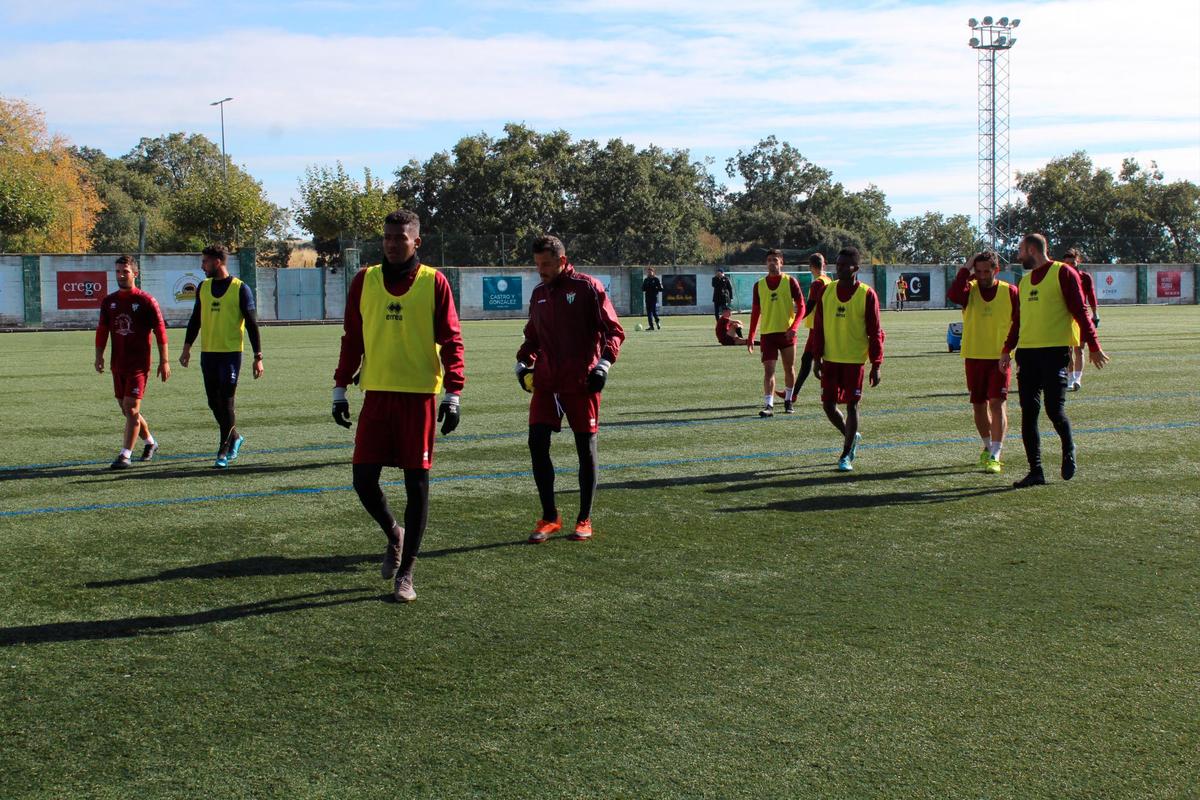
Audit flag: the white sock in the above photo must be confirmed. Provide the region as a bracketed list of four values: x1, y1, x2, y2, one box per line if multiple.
[1074, 373, 1083, 384]
[764, 394, 774, 408]
[785, 387, 794, 402]
[144, 434, 156, 446]
[990, 441, 1003, 458]
[120, 448, 132, 459]
[981, 436, 990, 450]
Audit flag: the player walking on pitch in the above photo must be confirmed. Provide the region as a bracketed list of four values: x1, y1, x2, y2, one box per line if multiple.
[332, 210, 465, 602]
[794, 253, 833, 396]
[1061, 248, 1099, 392]
[1003, 234, 1109, 488]
[948, 251, 1019, 474]
[642, 267, 663, 330]
[746, 249, 805, 416]
[894, 275, 908, 311]
[517, 235, 625, 543]
[811, 248, 884, 471]
[94, 255, 170, 469]
[179, 245, 264, 468]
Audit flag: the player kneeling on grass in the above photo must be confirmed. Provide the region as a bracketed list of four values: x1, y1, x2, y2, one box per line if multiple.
[94, 255, 170, 469]
[715, 308, 750, 346]
[517, 235, 625, 544]
[331, 209, 465, 603]
[810, 247, 884, 472]
[746, 249, 805, 416]
[949, 251, 1019, 474]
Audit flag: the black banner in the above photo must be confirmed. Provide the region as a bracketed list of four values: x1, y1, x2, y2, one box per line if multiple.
[663, 274, 697, 306]
[900, 272, 931, 302]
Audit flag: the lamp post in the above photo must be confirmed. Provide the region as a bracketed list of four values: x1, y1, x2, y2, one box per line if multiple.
[209, 97, 233, 185]
[968, 17, 1019, 258]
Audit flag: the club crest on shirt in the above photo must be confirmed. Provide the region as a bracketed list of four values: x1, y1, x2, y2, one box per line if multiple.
[566, 292, 576, 304]
[132, 303, 140, 311]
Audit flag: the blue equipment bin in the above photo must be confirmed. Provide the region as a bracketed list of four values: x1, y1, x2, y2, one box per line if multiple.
[947, 322, 963, 352]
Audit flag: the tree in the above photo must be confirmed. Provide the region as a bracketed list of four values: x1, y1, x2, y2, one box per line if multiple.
[894, 212, 977, 263]
[73, 146, 171, 252]
[0, 96, 101, 252]
[293, 163, 392, 264]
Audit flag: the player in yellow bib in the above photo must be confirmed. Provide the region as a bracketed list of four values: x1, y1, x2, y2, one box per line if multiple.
[795, 253, 832, 396]
[331, 210, 465, 603]
[1000, 234, 1110, 487]
[745, 249, 805, 416]
[811, 248, 884, 471]
[179, 244, 264, 468]
[948, 251, 1020, 473]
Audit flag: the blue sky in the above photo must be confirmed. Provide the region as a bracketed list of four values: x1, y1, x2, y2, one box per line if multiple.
[2, 0, 1197, 228]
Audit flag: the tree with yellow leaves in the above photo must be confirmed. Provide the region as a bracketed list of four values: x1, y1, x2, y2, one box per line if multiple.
[0, 96, 102, 252]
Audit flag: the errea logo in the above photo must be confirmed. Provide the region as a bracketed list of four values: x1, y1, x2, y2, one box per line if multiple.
[386, 301, 404, 321]
[836, 305, 847, 318]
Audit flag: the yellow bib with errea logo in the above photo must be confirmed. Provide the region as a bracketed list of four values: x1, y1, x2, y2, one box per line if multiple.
[756, 276, 796, 334]
[359, 264, 443, 394]
[1018, 261, 1081, 349]
[961, 280, 1012, 360]
[804, 274, 833, 329]
[199, 277, 245, 353]
[821, 281, 870, 364]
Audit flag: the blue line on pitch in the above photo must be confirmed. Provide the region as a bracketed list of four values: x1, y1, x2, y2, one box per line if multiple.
[2, 389, 1197, 474]
[3, 421, 1196, 519]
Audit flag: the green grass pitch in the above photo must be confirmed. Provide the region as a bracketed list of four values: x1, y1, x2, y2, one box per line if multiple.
[1, 305, 1198, 799]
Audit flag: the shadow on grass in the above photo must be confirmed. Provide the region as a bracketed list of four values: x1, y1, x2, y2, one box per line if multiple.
[0, 461, 203, 483]
[617, 405, 756, 416]
[604, 415, 748, 428]
[908, 392, 970, 399]
[0, 588, 384, 646]
[719, 485, 1010, 515]
[69, 459, 345, 483]
[601, 464, 962, 494]
[85, 539, 528, 589]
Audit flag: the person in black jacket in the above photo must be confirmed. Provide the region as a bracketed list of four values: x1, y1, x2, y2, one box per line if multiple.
[642, 267, 663, 330]
[712, 268, 733, 319]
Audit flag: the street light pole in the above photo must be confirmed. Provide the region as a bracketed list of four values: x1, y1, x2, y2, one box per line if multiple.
[210, 97, 233, 185]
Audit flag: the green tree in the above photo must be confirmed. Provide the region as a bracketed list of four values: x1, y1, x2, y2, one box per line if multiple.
[894, 212, 977, 263]
[73, 146, 171, 252]
[293, 162, 391, 265]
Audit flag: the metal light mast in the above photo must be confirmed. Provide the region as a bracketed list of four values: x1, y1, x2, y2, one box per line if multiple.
[968, 16, 1018, 257]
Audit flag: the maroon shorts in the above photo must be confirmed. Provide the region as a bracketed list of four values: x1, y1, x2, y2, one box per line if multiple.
[529, 390, 600, 433]
[759, 331, 796, 362]
[112, 370, 148, 400]
[820, 362, 865, 404]
[718, 334, 738, 346]
[353, 391, 435, 469]
[965, 358, 1010, 404]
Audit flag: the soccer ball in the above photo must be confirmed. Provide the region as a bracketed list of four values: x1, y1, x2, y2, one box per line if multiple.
[636, 323, 644, 331]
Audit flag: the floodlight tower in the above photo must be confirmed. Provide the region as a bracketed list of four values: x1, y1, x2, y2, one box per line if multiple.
[968, 16, 1019, 257]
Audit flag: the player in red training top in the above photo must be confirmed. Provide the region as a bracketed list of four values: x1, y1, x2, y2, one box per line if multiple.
[94, 255, 170, 469]
[1061, 247, 1099, 392]
[715, 308, 750, 346]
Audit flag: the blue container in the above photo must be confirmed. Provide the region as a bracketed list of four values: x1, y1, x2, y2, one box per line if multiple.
[947, 322, 963, 352]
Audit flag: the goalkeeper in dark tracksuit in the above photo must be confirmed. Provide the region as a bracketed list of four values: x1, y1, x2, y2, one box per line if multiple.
[517, 235, 625, 544]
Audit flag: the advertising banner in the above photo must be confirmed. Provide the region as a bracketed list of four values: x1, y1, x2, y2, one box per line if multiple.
[1095, 270, 1135, 301]
[900, 271, 931, 302]
[56, 271, 107, 309]
[1156, 270, 1181, 299]
[164, 269, 205, 313]
[663, 274, 697, 306]
[482, 276, 523, 310]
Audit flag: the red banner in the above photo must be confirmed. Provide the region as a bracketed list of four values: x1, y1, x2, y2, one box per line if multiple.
[57, 271, 108, 309]
[1156, 271, 1181, 299]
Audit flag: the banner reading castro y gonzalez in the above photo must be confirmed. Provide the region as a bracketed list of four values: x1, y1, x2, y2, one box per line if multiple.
[482, 276, 523, 310]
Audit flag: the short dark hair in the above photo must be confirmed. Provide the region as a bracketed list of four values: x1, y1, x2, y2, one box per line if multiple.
[973, 250, 1001, 269]
[384, 209, 420, 232]
[808, 253, 825, 267]
[115, 254, 138, 270]
[837, 247, 861, 266]
[1062, 247, 1082, 261]
[1021, 233, 1048, 254]
[766, 248, 784, 259]
[532, 235, 566, 257]
[202, 244, 229, 263]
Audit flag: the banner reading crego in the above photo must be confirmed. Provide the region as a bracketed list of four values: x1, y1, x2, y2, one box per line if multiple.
[482, 276, 523, 310]
[900, 272, 931, 302]
[663, 274, 697, 306]
[57, 271, 108, 309]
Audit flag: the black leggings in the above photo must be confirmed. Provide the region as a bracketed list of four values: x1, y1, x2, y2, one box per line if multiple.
[795, 350, 815, 392]
[529, 424, 598, 523]
[352, 464, 429, 571]
[1016, 347, 1074, 470]
[200, 353, 241, 451]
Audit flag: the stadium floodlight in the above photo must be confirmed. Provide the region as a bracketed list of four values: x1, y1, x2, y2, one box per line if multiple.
[969, 17, 978, 26]
[969, 37, 980, 46]
[997, 35, 1007, 45]
[999, 16, 1009, 25]
[1011, 18, 1020, 26]
[967, 15, 1020, 259]
[983, 15, 993, 24]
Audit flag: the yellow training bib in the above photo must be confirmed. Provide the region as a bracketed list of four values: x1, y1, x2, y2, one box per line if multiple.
[961, 280, 1012, 360]
[1017, 262, 1081, 349]
[821, 281, 870, 364]
[804, 274, 833, 329]
[199, 277, 246, 353]
[359, 265, 443, 394]
[756, 276, 797, 334]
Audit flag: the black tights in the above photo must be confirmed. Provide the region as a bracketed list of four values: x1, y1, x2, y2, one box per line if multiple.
[352, 464, 429, 570]
[205, 385, 238, 452]
[529, 424, 598, 523]
[796, 350, 815, 392]
[1016, 347, 1074, 471]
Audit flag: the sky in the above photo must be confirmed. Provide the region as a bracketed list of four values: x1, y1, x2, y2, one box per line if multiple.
[2, 0, 1197, 229]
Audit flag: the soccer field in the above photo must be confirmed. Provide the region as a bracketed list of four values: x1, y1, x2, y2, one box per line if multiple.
[2, 306, 1198, 799]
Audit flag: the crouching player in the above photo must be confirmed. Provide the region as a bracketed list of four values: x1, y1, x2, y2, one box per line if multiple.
[949, 251, 1019, 473]
[811, 248, 884, 471]
[716, 309, 750, 346]
[331, 210, 465, 603]
[517, 235, 625, 543]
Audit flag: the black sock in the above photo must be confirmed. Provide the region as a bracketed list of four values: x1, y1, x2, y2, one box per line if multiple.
[400, 468, 430, 572]
[796, 351, 814, 391]
[574, 432, 598, 522]
[352, 463, 398, 538]
[529, 424, 557, 520]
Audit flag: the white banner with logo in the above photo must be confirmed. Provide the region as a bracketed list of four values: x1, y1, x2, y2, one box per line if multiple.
[1092, 270, 1136, 302]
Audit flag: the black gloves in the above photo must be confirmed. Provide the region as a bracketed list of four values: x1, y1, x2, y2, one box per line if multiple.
[438, 394, 461, 435]
[332, 387, 352, 429]
[587, 358, 612, 393]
